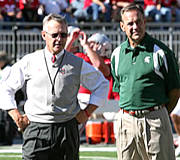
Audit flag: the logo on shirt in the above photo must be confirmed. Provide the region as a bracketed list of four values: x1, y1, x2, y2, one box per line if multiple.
[144, 56, 150, 64]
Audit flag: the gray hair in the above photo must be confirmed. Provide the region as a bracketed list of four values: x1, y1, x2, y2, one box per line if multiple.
[42, 13, 67, 31]
[120, 3, 144, 22]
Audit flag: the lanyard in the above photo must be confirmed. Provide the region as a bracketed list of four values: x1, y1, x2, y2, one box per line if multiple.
[43, 49, 65, 96]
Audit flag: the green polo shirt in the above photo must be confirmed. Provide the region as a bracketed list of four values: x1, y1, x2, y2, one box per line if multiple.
[111, 33, 180, 110]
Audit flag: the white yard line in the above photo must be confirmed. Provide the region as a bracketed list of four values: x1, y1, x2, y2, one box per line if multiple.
[0, 155, 22, 157]
[0, 149, 22, 153]
[0, 145, 116, 153]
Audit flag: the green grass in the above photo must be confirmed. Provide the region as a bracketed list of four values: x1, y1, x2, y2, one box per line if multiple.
[0, 153, 21, 160]
[80, 151, 117, 157]
[0, 152, 117, 160]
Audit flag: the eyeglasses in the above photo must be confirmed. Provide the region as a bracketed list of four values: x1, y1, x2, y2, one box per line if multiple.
[45, 31, 68, 39]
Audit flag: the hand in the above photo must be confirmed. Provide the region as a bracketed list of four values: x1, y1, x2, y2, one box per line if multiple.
[79, 31, 88, 47]
[101, 4, 106, 13]
[75, 110, 89, 124]
[69, 45, 79, 53]
[70, 28, 81, 42]
[65, 27, 80, 52]
[17, 114, 30, 132]
[8, 109, 30, 132]
[76, 104, 98, 124]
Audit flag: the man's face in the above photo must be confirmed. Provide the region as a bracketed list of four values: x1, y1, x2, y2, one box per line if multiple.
[120, 9, 146, 46]
[41, 20, 68, 54]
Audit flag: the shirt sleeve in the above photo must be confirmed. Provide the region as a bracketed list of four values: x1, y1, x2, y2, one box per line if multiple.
[80, 60, 109, 107]
[111, 46, 121, 93]
[159, 49, 180, 91]
[0, 57, 28, 110]
[0, 66, 11, 82]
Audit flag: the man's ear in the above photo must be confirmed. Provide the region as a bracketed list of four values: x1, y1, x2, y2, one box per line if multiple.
[120, 21, 125, 32]
[41, 31, 46, 40]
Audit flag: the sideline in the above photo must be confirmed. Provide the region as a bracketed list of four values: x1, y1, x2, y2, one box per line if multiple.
[79, 156, 116, 160]
[0, 155, 117, 160]
[0, 144, 116, 153]
[80, 146, 116, 152]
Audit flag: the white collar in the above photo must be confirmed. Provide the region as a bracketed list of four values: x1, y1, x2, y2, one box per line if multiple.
[44, 47, 65, 61]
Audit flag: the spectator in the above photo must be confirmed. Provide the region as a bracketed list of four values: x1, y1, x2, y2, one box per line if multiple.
[70, 0, 90, 22]
[111, 3, 180, 160]
[0, 13, 109, 159]
[39, 0, 75, 24]
[39, 0, 68, 15]
[171, 0, 180, 22]
[87, 0, 111, 22]
[18, 0, 41, 22]
[144, 0, 172, 22]
[111, 0, 134, 22]
[0, 0, 24, 24]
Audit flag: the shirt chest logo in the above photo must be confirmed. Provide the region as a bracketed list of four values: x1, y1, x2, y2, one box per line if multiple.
[144, 56, 151, 64]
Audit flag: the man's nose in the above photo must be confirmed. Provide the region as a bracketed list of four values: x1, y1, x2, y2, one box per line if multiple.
[133, 23, 138, 29]
[56, 34, 62, 40]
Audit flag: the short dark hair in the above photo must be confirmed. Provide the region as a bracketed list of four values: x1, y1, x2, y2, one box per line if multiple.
[120, 3, 144, 21]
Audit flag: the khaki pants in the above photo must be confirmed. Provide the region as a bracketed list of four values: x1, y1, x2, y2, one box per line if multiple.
[116, 107, 175, 160]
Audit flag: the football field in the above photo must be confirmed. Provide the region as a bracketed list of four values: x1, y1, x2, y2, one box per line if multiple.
[0, 144, 117, 160]
[1, 143, 180, 160]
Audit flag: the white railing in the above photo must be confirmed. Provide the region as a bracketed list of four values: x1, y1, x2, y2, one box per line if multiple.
[0, 22, 180, 65]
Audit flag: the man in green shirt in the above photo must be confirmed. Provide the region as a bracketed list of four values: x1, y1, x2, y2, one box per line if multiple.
[111, 3, 180, 160]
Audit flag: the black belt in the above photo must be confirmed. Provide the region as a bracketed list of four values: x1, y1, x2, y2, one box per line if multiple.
[121, 105, 165, 118]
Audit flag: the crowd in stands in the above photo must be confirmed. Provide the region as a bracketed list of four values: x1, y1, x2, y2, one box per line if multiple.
[0, 0, 180, 26]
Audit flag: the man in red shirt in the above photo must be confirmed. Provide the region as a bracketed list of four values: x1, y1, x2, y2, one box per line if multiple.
[65, 26, 119, 136]
[0, 0, 24, 24]
[19, 0, 40, 22]
[144, 0, 172, 22]
[66, 26, 119, 107]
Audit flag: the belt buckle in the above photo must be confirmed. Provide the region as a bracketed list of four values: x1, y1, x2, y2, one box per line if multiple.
[134, 109, 150, 118]
[142, 109, 150, 115]
[135, 110, 140, 117]
[154, 106, 160, 110]
[128, 110, 144, 118]
[136, 110, 144, 118]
